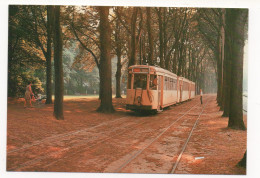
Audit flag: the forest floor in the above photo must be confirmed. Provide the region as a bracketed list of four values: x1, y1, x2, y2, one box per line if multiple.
[6, 94, 246, 175]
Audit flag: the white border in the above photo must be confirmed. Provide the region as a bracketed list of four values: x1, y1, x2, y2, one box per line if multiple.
[1, 1, 260, 178]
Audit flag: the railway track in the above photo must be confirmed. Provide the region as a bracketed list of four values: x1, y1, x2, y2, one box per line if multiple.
[170, 98, 210, 173]
[113, 97, 211, 173]
[8, 115, 152, 171]
[7, 115, 131, 154]
[8, 99, 197, 171]
[8, 96, 211, 172]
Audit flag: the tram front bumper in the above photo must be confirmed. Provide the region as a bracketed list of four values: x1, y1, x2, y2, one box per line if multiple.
[126, 104, 152, 110]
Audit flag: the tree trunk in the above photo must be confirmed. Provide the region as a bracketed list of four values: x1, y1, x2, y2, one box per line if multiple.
[53, 6, 64, 120]
[115, 53, 122, 98]
[177, 46, 183, 76]
[238, 150, 246, 168]
[228, 9, 247, 130]
[45, 6, 53, 104]
[163, 8, 168, 69]
[217, 33, 222, 106]
[222, 10, 232, 116]
[98, 69, 103, 99]
[218, 9, 225, 108]
[97, 6, 115, 113]
[172, 51, 177, 74]
[128, 7, 138, 67]
[157, 8, 165, 68]
[115, 17, 122, 98]
[146, 7, 154, 65]
[115, 62, 122, 98]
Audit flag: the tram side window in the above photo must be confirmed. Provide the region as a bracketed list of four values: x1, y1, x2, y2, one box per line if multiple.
[169, 78, 171, 90]
[164, 77, 167, 90]
[158, 76, 161, 90]
[134, 74, 147, 89]
[170, 78, 173, 90]
[183, 82, 186, 90]
[127, 74, 132, 89]
[173, 79, 177, 90]
[150, 75, 157, 90]
[183, 82, 188, 91]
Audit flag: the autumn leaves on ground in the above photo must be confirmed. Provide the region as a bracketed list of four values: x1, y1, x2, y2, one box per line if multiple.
[7, 95, 246, 174]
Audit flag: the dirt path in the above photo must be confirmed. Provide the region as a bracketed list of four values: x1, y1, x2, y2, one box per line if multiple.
[7, 95, 246, 174]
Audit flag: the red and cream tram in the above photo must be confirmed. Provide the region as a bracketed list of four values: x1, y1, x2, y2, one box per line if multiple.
[126, 65, 195, 112]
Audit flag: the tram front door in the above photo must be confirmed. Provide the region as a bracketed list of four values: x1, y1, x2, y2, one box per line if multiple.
[158, 75, 163, 110]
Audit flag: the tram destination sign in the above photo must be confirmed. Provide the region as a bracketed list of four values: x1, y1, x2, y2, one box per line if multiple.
[133, 68, 149, 73]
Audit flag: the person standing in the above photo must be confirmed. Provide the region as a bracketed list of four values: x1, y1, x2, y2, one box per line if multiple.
[200, 89, 203, 104]
[24, 82, 34, 108]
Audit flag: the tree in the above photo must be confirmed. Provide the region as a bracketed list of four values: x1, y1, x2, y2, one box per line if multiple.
[156, 7, 165, 68]
[97, 6, 115, 113]
[26, 6, 54, 104]
[45, 6, 53, 104]
[112, 7, 126, 98]
[228, 9, 247, 130]
[238, 150, 246, 168]
[222, 15, 232, 116]
[146, 7, 154, 65]
[53, 6, 64, 120]
[196, 9, 223, 97]
[8, 6, 45, 97]
[66, 6, 102, 97]
[129, 7, 138, 67]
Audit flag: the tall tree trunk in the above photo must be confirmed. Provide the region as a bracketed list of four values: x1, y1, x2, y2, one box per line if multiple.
[99, 68, 103, 99]
[187, 46, 192, 80]
[128, 7, 138, 67]
[45, 6, 53, 104]
[177, 46, 183, 76]
[218, 9, 225, 108]
[222, 9, 232, 116]
[97, 6, 115, 113]
[163, 8, 168, 69]
[115, 51, 122, 98]
[53, 6, 64, 120]
[217, 34, 222, 106]
[146, 7, 154, 65]
[238, 150, 246, 168]
[228, 9, 247, 130]
[115, 17, 122, 98]
[157, 8, 165, 68]
[115, 58, 122, 98]
[172, 51, 177, 74]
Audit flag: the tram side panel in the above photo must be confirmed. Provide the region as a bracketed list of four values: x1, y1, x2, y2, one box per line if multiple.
[182, 81, 190, 102]
[190, 83, 195, 99]
[177, 77, 183, 103]
[162, 76, 178, 108]
[182, 90, 189, 101]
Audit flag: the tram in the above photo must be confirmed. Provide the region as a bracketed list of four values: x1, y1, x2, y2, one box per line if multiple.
[126, 65, 195, 112]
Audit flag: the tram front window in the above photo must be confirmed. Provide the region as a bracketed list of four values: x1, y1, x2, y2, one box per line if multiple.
[134, 74, 147, 89]
[150, 75, 157, 90]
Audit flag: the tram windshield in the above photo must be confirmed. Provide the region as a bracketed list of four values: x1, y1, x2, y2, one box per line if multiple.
[134, 74, 147, 89]
[149, 75, 157, 90]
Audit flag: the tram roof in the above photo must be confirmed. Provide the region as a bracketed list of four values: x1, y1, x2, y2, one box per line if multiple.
[128, 65, 195, 84]
[129, 65, 177, 77]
